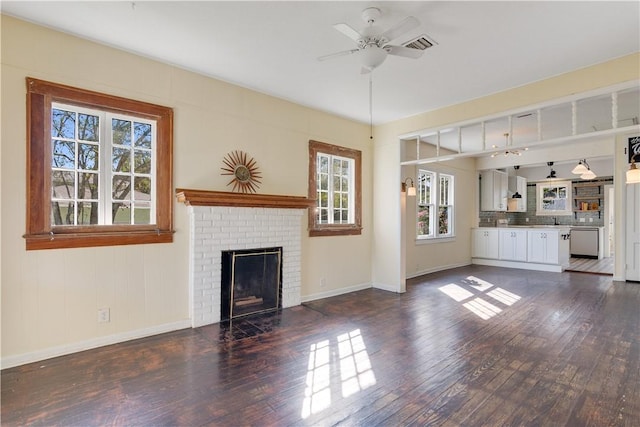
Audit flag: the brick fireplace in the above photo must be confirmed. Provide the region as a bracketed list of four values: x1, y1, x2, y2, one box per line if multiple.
[176, 189, 314, 327]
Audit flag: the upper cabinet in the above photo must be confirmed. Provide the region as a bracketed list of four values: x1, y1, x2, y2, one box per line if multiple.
[480, 170, 508, 211]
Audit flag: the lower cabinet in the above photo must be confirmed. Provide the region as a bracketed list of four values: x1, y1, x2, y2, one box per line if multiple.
[527, 230, 559, 264]
[473, 229, 499, 259]
[499, 229, 528, 261]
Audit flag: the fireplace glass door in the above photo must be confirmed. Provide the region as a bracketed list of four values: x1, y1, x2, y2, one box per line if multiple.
[221, 247, 282, 321]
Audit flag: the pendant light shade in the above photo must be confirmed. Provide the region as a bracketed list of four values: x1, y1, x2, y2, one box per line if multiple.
[571, 159, 588, 175]
[580, 169, 596, 180]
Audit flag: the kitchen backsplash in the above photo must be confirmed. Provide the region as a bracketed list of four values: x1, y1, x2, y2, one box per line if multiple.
[478, 176, 613, 227]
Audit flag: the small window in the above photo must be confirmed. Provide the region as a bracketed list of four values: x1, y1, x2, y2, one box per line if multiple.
[417, 169, 454, 239]
[308, 140, 361, 237]
[25, 78, 174, 250]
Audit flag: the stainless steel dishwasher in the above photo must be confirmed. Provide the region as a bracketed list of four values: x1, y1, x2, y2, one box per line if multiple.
[570, 227, 600, 258]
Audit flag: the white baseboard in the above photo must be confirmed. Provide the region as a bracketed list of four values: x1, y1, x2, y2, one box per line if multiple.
[1, 319, 191, 370]
[472, 258, 564, 273]
[301, 282, 372, 303]
[371, 282, 403, 293]
[406, 261, 471, 279]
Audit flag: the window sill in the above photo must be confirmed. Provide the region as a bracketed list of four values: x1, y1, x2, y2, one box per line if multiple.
[415, 236, 456, 245]
[24, 229, 174, 250]
[309, 225, 362, 237]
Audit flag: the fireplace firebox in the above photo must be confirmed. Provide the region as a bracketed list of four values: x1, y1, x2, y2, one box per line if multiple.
[220, 247, 283, 321]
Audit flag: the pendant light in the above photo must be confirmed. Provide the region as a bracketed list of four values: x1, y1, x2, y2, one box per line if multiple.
[546, 162, 556, 179]
[511, 166, 522, 198]
[571, 159, 588, 175]
[627, 154, 640, 184]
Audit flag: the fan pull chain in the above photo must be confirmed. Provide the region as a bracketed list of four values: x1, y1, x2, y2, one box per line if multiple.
[369, 73, 373, 139]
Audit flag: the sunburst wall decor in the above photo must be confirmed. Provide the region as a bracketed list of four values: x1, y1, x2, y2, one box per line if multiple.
[221, 150, 262, 193]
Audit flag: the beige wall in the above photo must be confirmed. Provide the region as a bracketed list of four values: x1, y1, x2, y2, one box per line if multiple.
[1, 16, 372, 366]
[373, 53, 639, 289]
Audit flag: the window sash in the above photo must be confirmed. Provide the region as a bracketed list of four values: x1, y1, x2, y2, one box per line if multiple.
[417, 170, 454, 238]
[316, 153, 354, 225]
[51, 103, 157, 227]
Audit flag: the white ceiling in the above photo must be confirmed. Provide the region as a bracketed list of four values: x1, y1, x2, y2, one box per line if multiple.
[2, 1, 639, 126]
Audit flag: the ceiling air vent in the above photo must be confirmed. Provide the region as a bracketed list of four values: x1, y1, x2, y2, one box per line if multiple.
[402, 35, 437, 50]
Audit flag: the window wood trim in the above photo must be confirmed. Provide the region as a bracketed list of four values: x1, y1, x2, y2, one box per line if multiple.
[24, 77, 174, 250]
[308, 140, 362, 237]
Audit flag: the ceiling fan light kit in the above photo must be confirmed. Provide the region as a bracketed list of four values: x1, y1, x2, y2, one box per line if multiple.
[627, 154, 640, 184]
[318, 7, 426, 73]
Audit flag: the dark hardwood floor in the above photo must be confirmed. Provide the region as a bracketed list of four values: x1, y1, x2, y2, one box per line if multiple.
[2, 265, 639, 426]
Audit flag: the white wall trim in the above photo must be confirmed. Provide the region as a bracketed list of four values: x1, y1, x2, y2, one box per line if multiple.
[301, 282, 372, 303]
[1, 320, 191, 370]
[406, 261, 471, 279]
[372, 282, 404, 293]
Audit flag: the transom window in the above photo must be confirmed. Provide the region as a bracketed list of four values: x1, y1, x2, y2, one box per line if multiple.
[25, 78, 173, 250]
[308, 140, 362, 237]
[417, 169, 454, 239]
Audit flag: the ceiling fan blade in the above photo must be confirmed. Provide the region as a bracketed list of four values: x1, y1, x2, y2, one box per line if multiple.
[317, 48, 360, 62]
[385, 45, 424, 59]
[333, 23, 362, 42]
[360, 66, 372, 75]
[381, 16, 419, 42]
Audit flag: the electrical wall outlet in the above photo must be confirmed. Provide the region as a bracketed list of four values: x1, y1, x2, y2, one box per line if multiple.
[579, 217, 586, 222]
[97, 308, 110, 323]
[589, 217, 593, 222]
[525, 217, 529, 222]
[319, 278, 326, 287]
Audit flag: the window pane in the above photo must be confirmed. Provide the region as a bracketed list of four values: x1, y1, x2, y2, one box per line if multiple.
[333, 159, 341, 175]
[112, 203, 131, 225]
[439, 206, 450, 235]
[77, 201, 98, 225]
[319, 155, 328, 174]
[112, 119, 131, 146]
[134, 149, 151, 174]
[52, 109, 75, 139]
[417, 205, 432, 236]
[134, 177, 152, 201]
[319, 208, 328, 224]
[112, 175, 131, 200]
[51, 201, 75, 225]
[78, 143, 98, 170]
[52, 140, 75, 169]
[78, 172, 99, 200]
[341, 210, 348, 222]
[52, 171, 75, 199]
[134, 205, 151, 224]
[78, 113, 99, 142]
[112, 148, 131, 172]
[134, 122, 152, 148]
[319, 191, 328, 208]
[319, 174, 328, 191]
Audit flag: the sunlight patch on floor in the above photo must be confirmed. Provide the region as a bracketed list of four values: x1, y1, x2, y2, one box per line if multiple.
[438, 276, 522, 320]
[438, 284, 474, 302]
[301, 329, 377, 419]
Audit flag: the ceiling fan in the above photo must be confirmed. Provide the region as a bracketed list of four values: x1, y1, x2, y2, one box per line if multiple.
[318, 7, 427, 73]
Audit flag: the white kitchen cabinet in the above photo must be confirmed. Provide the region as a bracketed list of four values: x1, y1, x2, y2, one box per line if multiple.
[527, 229, 570, 264]
[499, 229, 528, 261]
[480, 170, 508, 211]
[507, 175, 527, 212]
[473, 228, 499, 259]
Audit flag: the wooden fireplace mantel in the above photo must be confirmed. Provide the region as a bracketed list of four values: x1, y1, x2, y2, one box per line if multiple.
[175, 188, 315, 209]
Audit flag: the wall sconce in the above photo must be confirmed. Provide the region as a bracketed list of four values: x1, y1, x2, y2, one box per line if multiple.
[402, 178, 416, 196]
[627, 153, 640, 184]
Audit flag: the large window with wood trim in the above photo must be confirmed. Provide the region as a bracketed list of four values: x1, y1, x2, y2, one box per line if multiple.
[25, 78, 174, 250]
[308, 140, 362, 237]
